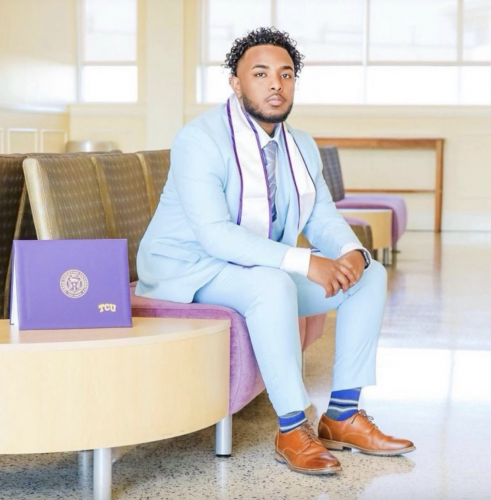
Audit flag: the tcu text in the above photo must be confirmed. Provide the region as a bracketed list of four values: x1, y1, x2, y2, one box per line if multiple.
[98, 303, 117, 313]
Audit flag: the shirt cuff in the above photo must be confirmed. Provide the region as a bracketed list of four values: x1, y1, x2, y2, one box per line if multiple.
[339, 243, 372, 269]
[280, 247, 311, 276]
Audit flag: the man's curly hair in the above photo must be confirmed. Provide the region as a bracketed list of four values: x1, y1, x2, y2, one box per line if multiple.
[224, 27, 304, 77]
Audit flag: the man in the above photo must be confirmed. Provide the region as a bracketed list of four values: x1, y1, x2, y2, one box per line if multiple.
[136, 27, 415, 475]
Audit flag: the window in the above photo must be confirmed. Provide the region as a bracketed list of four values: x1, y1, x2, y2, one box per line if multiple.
[80, 0, 138, 102]
[200, 0, 491, 105]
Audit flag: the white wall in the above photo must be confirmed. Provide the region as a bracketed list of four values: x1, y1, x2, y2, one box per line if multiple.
[0, 109, 68, 154]
[68, 104, 147, 152]
[144, 0, 185, 149]
[0, 0, 76, 153]
[0, 0, 77, 110]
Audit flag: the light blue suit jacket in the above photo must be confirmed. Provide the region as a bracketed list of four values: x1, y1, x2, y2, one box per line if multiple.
[135, 103, 360, 303]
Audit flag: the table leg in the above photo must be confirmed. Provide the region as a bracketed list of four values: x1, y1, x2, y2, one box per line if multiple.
[215, 415, 232, 457]
[435, 139, 444, 233]
[78, 450, 92, 497]
[94, 447, 112, 500]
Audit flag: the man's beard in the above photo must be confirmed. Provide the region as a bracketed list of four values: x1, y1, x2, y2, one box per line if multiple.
[242, 93, 293, 124]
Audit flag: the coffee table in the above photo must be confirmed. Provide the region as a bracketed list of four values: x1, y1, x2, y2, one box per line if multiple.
[0, 317, 230, 499]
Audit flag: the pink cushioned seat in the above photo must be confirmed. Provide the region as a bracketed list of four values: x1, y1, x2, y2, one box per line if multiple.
[336, 194, 407, 247]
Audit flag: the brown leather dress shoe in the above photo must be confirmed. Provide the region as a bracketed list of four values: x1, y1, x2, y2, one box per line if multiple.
[318, 410, 416, 456]
[275, 422, 342, 475]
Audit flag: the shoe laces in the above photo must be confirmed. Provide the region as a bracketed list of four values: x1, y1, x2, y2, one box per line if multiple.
[355, 410, 379, 430]
[299, 423, 322, 447]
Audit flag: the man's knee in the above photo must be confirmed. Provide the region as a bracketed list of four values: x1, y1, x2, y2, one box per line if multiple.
[249, 267, 297, 301]
[367, 260, 387, 280]
[362, 260, 387, 291]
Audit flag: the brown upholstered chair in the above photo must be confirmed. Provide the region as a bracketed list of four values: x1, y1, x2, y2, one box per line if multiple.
[1, 152, 124, 318]
[89, 153, 153, 282]
[0, 155, 27, 318]
[136, 150, 171, 214]
[0, 155, 38, 318]
[23, 155, 109, 241]
[22, 153, 151, 282]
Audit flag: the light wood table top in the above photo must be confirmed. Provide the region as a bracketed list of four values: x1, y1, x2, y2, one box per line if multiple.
[1, 316, 229, 350]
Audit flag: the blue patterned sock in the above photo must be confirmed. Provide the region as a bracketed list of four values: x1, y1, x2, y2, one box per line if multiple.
[326, 388, 361, 421]
[278, 411, 307, 433]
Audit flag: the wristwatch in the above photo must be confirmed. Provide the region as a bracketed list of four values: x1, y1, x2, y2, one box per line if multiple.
[357, 248, 371, 269]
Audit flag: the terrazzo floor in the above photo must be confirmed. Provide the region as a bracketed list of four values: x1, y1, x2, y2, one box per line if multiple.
[1, 231, 490, 499]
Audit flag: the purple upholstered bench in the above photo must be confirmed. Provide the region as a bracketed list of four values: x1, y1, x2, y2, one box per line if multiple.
[336, 195, 407, 249]
[130, 282, 326, 455]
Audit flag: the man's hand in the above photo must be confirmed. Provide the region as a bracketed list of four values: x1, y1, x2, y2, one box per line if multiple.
[307, 254, 358, 298]
[336, 250, 365, 284]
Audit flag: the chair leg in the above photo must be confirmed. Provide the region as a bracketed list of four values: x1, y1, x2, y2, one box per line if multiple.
[382, 248, 390, 265]
[215, 414, 232, 457]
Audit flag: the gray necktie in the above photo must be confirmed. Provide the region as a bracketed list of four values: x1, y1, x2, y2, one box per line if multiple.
[263, 140, 278, 221]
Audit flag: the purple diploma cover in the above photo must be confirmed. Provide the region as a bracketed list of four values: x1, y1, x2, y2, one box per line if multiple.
[10, 239, 132, 330]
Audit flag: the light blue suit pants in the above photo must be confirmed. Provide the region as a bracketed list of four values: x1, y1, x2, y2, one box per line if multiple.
[194, 259, 387, 416]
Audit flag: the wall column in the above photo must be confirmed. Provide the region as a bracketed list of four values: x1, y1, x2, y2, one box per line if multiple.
[145, 0, 185, 149]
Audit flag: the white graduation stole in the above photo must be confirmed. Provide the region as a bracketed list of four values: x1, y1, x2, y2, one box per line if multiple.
[226, 94, 316, 239]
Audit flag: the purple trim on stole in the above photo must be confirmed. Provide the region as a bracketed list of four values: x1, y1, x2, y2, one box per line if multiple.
[226, 99, 244, 225]
[240, 108, 273, 239]
[226, 99, 312, 239]
[281, 123, 302, 228]
[287, 126, 317, 203]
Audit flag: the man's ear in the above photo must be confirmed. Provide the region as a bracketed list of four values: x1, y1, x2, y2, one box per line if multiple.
[230, 75, 242, 99]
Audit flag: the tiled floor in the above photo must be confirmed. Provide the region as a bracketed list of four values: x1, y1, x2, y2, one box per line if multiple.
[1, 231, 490, 499]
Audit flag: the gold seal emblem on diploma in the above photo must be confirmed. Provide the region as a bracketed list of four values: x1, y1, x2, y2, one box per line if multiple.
[60, 269, 89, 298]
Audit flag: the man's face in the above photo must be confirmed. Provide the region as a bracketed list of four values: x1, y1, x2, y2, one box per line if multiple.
[231, 44, 295, 134]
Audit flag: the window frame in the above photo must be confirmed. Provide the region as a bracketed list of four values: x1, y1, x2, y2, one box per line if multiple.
[77, 0, 138, 103]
